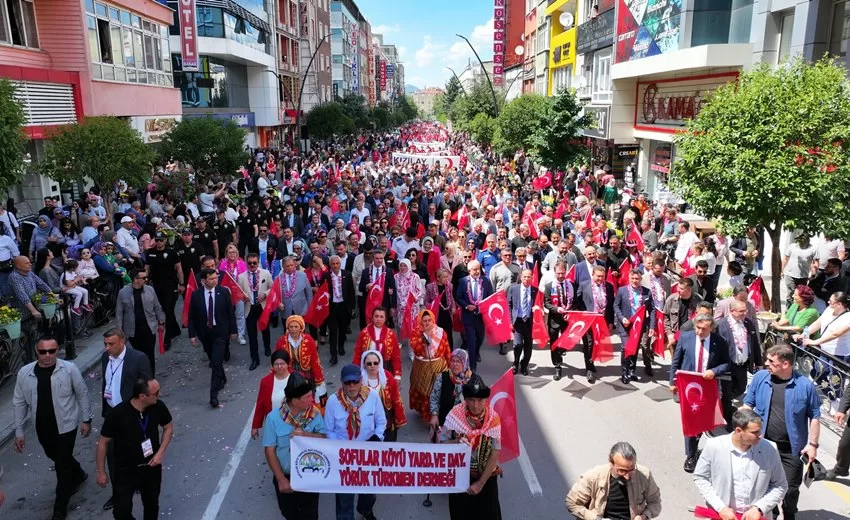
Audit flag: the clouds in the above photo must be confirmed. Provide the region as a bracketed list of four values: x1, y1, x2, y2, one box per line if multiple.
[372, 23, 401, 34]
[410, 18, 494, 87]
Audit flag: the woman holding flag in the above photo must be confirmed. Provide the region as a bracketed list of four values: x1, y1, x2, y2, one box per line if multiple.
[219, 244, 248, 345]
[274, 315, 328, 408]
[409, 309, 452, 422]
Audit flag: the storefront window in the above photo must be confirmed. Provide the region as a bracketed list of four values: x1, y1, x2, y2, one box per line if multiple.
[649, 141, 674, 177]
[777, 10, 795, 63]
[175, 56, 250, 109]
[591, 47, 612, 104]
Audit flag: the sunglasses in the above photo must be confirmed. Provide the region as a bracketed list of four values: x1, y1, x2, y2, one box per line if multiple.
[248, 261, 259, 266]
[344, 380, 360, 386]
[155, 238, 166, 242]
[37, 348, 58, 355]
[365, 361, 380, 367]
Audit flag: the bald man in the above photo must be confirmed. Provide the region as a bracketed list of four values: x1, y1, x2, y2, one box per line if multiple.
[574, 246, 603, 286]
[8, 256, 54, 320]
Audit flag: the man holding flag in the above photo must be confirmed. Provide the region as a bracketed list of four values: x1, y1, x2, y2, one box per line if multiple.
[615, 269, 656, 384]
[237, 253, 273, 370]
[577, 266, 615, 383]
[456, 260, 494, 372]
[543, 262, 576, 381]
[507, 269, 537, 375]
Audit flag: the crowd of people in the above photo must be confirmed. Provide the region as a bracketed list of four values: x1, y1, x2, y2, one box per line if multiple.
[3, 120, 850, 520]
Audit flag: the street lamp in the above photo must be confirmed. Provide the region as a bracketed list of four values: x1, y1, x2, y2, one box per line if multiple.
[444, 66, 467, 96]
[455, 33, 499, 116]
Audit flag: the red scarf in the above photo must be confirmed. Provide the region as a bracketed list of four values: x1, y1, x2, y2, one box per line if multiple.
[367, 325, 386, 346]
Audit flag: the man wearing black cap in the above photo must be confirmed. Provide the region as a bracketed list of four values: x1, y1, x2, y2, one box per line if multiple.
[262, 373, 326, 519]
[145, 232, 184, 350]
[174, 229, 203, 290]
[440, 374, 503, 519]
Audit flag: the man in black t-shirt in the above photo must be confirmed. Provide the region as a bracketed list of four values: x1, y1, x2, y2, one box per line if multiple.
[145, 232, 184, 350]
[175, 229, 204, 284]
[192, 219, 219, 260]
[235, 205, 258, 257]
[96, 377, 173, 520]
[211, 209, 236, 254]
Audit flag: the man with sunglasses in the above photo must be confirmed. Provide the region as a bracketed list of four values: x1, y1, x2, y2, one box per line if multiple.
[116, 270, 165, 375]
[237, 253, 273, 368]
[14, 335, 93, 519]
[145, 232, 183, 351]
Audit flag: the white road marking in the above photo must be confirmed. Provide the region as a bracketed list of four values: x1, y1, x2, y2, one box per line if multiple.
[201, 410, 255, 520]
[517, 434, 543, 496]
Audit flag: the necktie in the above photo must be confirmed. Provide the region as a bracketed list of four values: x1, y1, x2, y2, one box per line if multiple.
[522, 288, 529, 318]
[698, 338, 706, 372]
[251, 272, 258, 304]
[472, 279, 478, 301]
[207, 291, 214, 328]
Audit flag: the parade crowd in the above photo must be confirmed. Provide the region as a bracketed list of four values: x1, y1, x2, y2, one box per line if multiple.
[3, 121, 850, 520]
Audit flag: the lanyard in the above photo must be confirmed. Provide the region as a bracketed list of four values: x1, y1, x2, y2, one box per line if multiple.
[106, 358, 124, 388]
[138, 413, 149, 440]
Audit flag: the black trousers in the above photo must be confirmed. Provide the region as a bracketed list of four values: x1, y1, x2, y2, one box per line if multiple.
[619, 331, 651, 378]
[113, 465, 162, 520]
[729, 362, 749, 398]
[774, 447, 804, 520]
[448, 475, 501, 520]
[246, 303, 271, 363]
[357, 295, 367, 330]
[201, 332, 227, 399]
[328, 301, 349, 357]
[37, 427, 85, 516]
[437, 308, 454, 350]
[548, 322, 565, 367]
[836, 424, 850, 474]
[130, 328, 156, 377]
[513, 318, 532, 369]
[152, 283, 180, 345]
[581, 332, 596, 372]
[272, 476, 319, 520]
[462, 315, 485, 372]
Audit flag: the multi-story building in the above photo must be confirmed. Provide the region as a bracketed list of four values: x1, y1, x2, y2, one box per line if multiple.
[496, 0, 525, 94]
[411, 87, 443, 117]
[534, 0, 549, 95]
[546, 0, 578, 96]
[359, 19, 371, 102]
[458, 59, 494, 92]
[522, 0, 537, 93]
[168, 0, 280, 148]
[0, 0, 181, 209]
[297, 0, 332, 137]
[329, 0, 364, 99]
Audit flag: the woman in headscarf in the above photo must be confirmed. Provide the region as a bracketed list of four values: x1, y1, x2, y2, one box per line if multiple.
[409, 309, 452, 422]
[395, 258, 423, 347]
[30, 215, 61, 257]
[424, 268, 457, 350]
[418, 236, 442, 283]
[428, 349, 472, 431]
[251, 350, 292, 440]
[274, 315, 328, 407]
[360, 350, 406, 442]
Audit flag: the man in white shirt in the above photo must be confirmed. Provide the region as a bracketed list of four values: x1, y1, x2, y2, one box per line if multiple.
[392, 228, 420, 259]
[115, 217, 141, 260]
[351, 198, 371, 223]
[693, 409, 787, 520]
[782, 235, 816, 307]
[326, 364, 386, 520]
[675, 221, 699, 264]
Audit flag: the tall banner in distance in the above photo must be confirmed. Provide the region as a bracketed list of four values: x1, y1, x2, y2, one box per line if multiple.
[493, 0, 505, 86]
[379, 60, 387, 90]
[179, 0, 199, 71]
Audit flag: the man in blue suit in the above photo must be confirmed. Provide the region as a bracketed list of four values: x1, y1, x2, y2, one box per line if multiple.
[614, 269, 656, 384]
[576, 265, 615, 382]
[456, 260, 493, 372]
[669, 313, 731, 473]
[507, 268, 538, 376]
[188, 268, 237, 408]
[574, 245, 603, 286]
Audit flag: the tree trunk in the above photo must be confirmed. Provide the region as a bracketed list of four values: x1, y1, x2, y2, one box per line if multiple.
[768, 225, 782, 312]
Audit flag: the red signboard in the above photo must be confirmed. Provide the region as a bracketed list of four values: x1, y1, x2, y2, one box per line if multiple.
[179, 0, 199, 71]
[493, 0, 505, 86]
[379, 60, 387, 90]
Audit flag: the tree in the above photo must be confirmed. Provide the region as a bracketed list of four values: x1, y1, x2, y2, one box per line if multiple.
[530, 88, 592, 171]
[493, 93, 551, 156]
[372, 105, 392, 130]
[397, 95, 419, 121]
[40, 116, 155, 192]
[467, 113, 497, 147]
[306, 103, 355, 138]
[158, 117, 247, 181]
[444, 75, 462, 106]
[0, 79, 28, 192]
[451, 79, 501, 129]
[433, 93, 449, 123]
[670, 58, 850, 310]
[338, 93, 370, 129]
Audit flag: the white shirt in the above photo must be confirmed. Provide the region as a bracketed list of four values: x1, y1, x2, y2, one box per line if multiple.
[351, 206, 371, 222]
[330, 270, 343, 302]
[186, 202, 200, 219]
[198, 192, 216, 213]
[271, 375, 289, 411]
[0, 235, 19, 261]
[730, 446, 755, 513]
[818, 306, 850, 356]
[205, 289, 217, 326]
[392, 236, 419, 259]
[115, 227, 140, 255]
[105, 347, 127, 408]
[728, 317, 750, 364]
[676, 231, 699, 263]
[325, 388, 387, 441]
[693, 334, 711, 372]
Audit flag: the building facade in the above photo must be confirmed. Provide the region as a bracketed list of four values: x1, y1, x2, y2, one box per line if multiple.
[411, 87, 443, 117]
[329, 0, 362, 99]
[296, 0, 332, 145]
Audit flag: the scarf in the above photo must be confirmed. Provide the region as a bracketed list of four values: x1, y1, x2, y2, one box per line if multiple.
[367, 324, 386, 347]
[444, 402, 501, 451]
[280, 400, 319, 429]
[281, 271, 297, 298]
[337, 386, 370, 440]
[448, 369, 472, 404]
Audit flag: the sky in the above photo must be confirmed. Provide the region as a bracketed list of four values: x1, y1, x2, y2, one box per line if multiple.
[355, 0, 495, 90]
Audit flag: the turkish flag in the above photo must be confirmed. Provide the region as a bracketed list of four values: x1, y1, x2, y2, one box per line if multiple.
[623, 305, 646, 357]
[480, 291, 512, 344]
[617, 258, 632, 287]
[428, 288, 443, 317]
[531, 263, 540, 288]
[584, 207, 594, 230]
[303, 280, 330, 328]
[487, 369, 520, 464]
[258, 274, 281, 331]
[675, 370, 725, 436]
[452, 307, 464, 332]
[181, 269, 197, 328]
[693, 505, 743, 520]
[531, 172, 552, 190]
[158, 327, 165, 355]
[591, 315, 615, 363]
[628, 221, 645, 252]
[748, 276, 764, 311]
[532, 289, 549, 348]
[566, 264, 576, 283]
[553, 198, 570, 220]
[681, 248, 695, 277]
[553, 311, 597, 351]
[220, 272, 245, 303]
[654, 310, 667, 357]
[269, 219, 280, 238]
[522, 212, 539, 239]
[365, 273, 385, 322]
[330, 196, 340, 214]
[671, 282, 679, 296]
[399, 290, 417, 340]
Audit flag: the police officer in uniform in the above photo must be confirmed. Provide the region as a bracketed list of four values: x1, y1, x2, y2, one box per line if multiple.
[145, 232, 183, 350]
[212, 209, 237, 254]
[235, 204, 258, 258]
[175, 229, 203, 288]
[193, 218, 218, 260]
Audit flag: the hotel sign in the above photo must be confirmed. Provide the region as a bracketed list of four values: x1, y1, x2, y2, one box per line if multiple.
[179, 0, 199, 71]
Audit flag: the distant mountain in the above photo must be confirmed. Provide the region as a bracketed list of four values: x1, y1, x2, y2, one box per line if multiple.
[405, 84, 421, 94]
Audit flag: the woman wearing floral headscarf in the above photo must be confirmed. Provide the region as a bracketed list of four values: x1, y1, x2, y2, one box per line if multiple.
[428, 349, 472, 432]
[274, 315, 328, 407]
[409, 309, 451, 422]
[360, 350, 406, 442]
[29, 215, 61, 257]
[395, 258, 423, 342]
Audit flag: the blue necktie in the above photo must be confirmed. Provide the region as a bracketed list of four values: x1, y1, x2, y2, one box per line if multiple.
[522, 288, 530, 318]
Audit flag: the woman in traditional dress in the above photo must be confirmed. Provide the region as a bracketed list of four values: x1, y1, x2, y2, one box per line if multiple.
[424, 269, 457, 350]
[428, 349, 472, 431]
[360, 350, 406, 442]
[352, 306, 402, 379]
[250, 350, 291, 440]
[395, 259, 423, 356]
[274, 315, 328, 407]
[409, 309, 451, 422]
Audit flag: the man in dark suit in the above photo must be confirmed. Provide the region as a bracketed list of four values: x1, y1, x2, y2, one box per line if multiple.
[614, 269, 656, 383]
[574, 245, 604, 286]
[577, 265, 615, 380]
[670, 314, 731, 473]
[715, 299, 761, 423]
[247, 225, 278, 256]
[300, 240, 330, 270]
[455, 260, 494, 372]
[325, 255, 355, 365]
[100, 327, 152, 511]
[507, 268, 538, 376]
[542, 261, 576, 381]
[275, 227, 298, 258]
[358, 250, 398, 328]
[188, 268, 237, 408]
[281, 204, 304, 237]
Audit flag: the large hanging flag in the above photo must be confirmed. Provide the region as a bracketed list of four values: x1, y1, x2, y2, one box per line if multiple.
[552, 312, 598, 351]
[303, 280, 330, 328]
[365, 273, 386, 323]
[623, 305, 646, 358]
[181, 270, 197, 328]
[675, 370, 726, 436]
[487, 369, 519, 464]
[480, 291, 512, 344]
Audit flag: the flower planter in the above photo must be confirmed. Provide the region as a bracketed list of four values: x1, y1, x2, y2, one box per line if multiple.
[0, 319, 22, 340]
[39, 303, 57, 320]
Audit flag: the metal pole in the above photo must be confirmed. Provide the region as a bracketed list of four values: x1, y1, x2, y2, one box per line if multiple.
[455, 34, 499, 116]
[295, 34, 330, 155]
[444, 66, 467, 96]
[502, 71, 521, 104]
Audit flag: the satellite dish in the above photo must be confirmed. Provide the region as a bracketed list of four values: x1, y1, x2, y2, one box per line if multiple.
[519, 33, 525, 42]
[559, 12, 574, 28]
[515, 45, 525, 56]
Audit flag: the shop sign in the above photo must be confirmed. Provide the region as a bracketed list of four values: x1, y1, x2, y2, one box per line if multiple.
[138, 117, 177, 143]
[386, 63, 394, 79]
[651, 142, 672, 174]
[493, 0, 506, 86]
[581, 106, 610, 139]
[179, 0, 199, 71]
[576, 7, 615, 55]
[379, 60, 387, 89]
[352, 58, 359, 93]
[636, 75, 736, 130]
[186, 112, 255, 128]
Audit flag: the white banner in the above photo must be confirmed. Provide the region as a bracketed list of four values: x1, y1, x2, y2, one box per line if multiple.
[392, 153, 461, 169]
[289, 437, 471, 494]
[411, 141, 446, 149]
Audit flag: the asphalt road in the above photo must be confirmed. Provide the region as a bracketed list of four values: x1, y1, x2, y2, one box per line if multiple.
[2, 319, 849, 520]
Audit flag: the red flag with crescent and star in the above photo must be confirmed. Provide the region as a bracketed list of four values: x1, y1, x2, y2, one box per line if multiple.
[220, 271, 246, 303]
[181, 269, 197, 328]
[675, 370, 726, 436]
[552, 311, 598, 351]
[623, 305, 646, 358]
[590, 315, 615, 362]
[303, 280, 330, 328]
[680, 248, 695, 277]
[488, 369, 520, 464]
[522, 212, 539, 239]
[531, 263, 540, 288]
[480, 291, 512, 344]
[584, 206, 594, 230]
[654, 309, 667, 357]
[428, 289, 444, 318]
[748, 276, 764, 311]
[399, 290, 417, 340]
[566, 264, 576, 284]
[532, 289, 549, 348]
[257, 274, 281, 331]
[365, 273, 385, 322]
[628, 221, 645, 252]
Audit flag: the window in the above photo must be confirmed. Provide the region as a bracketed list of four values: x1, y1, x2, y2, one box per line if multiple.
[1, 0, 39, 47]
[777, 10, 795, 63]
[829, 1, 850, 57]
[552, 65, 572, 94]
[591, 47, 612, 103]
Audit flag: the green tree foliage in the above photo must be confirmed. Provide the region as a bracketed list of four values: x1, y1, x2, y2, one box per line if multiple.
[158, 116, 247, 181]
[0, 79, 27, 192]
[433, 93, 449, 123]
[671, 58, 850, 310]
[372, 105, 392, 130]
[338, 93, 370, 129]
[397, 95, 419, 121]
[444, 75, 462, 106]
[468, 113, 497, 147]
[451, 80, 501, 129]
[530, 89, 592, 171]
[306, 103, 355, 139]
[493, 93, 551, 156]
[40, 116, 155, 190]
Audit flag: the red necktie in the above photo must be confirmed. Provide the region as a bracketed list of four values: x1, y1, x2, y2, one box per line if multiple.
[697, 338, 705, 372]
[207, 291, 214, 328]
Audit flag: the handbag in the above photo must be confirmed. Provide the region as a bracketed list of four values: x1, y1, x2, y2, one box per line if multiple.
[0, 258, 12, 272]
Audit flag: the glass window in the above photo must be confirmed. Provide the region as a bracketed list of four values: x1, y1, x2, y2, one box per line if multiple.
[108, 7, 119, 20]
[829, 1, 849, 57]
[96, 18, 112, 63]
[144, 34, 155, 68]
[592, 47, 612, 103]
[85, 0, 95, 13]
[122, 26, 134, 67]
[131, 14, 140, 28]
[87, 16, 100, 62]
[110, 25, 122, 63]
[115, 67, 126, 81]
[0, 2, 7, 43]
[21, 0, 37, 47]
[153, 38, 162, 70]
[142, 20, 150, 32]
[777, 10, 795, 63]
[120, 10, 130, 25]
[729, 0, 754, 44]
[133, 30, 144, 69]
[95, 2, 107, 17]
[102, 64, 114, 80]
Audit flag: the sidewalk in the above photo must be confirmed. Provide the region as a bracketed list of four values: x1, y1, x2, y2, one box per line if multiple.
[0, 326, 107, 449]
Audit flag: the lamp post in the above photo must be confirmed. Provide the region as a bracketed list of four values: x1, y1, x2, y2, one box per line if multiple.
[444, 66, 468, 96]
[455, 33, 499, 116]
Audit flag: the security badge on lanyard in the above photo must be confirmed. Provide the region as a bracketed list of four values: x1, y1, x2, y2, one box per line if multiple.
[104, 358, 124, 402]
[139, 413, 153, 458]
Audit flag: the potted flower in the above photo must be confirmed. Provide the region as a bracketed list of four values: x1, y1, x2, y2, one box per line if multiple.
[32, 292, 59, 320]
[0, 305, 22, 340]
